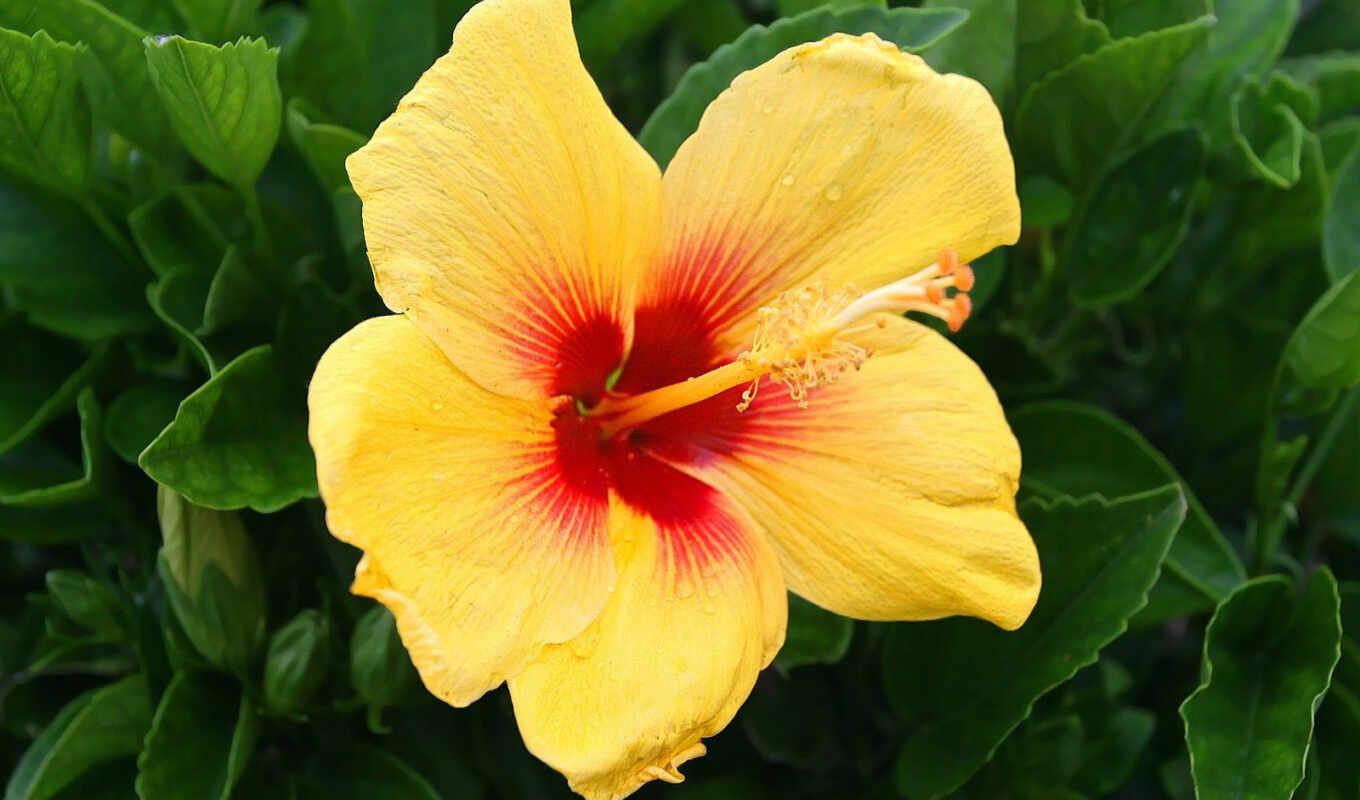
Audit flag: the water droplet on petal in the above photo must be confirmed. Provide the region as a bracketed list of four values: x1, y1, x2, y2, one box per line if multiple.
[703, 602, 717, 615]
[431, 400, 444, 411]
[762, 99, 775, 114]
[781, 173, 795, 187]
[825, 184, 844, 201]
[675, 580, 695, 599]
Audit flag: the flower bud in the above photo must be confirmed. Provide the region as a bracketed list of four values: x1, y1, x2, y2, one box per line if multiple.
[157, 486, 267, 675]
[264, 609, 330, 716]
[350, 604, 417, 729]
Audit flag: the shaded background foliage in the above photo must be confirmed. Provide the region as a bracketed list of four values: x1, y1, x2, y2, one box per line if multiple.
[1, 0, 1359, 798]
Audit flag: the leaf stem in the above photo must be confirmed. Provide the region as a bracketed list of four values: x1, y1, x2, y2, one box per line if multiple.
[1255, 384, 1360, 572]
[81, 199, 139, 264]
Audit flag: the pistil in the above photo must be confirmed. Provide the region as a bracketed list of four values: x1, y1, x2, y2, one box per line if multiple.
[589, 249, 973, 436]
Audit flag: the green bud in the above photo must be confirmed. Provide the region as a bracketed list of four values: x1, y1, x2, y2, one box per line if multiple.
[350, 605, 417, 718]
[157, 486, 267, 675]
[45, 569, 124, 641]
[264, 609, 330, 716]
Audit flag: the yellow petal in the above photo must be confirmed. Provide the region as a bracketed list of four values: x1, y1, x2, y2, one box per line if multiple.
[510, 483, 786, 800]
[642, 33, 1019, 352]
[346, 0, 662, 402]
[668, 316, 1039, 630]
[308, 315, 615, 705]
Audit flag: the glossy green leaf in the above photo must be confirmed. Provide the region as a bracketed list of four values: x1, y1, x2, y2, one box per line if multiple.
[741, 670, 840, 766]
[200, 246, 272, 334]
[136, 672, 258, 800]
[141, 346, 315, 511]
[284, 98, 366, 193]
[1062, 126, 1206, 307]
[128, 185, 240, 278]
[0, 184, 154, 340]
[6, 675, 151, 800]
[0, 319, 103, 456]
[576, 0, 688, 71]
[1284, 269, 1360, 390]
[1015, 16, 1212, 189]
[1, 389, 107, 510]
[638, 4, 969, 169]
[298, 746, 440, 800]
[1181, 569, 1341, 800]
[1075, 707, 1156, 796]
[0, 0, 176, 156]
[1018, 174, 1073, 229]
[172, 0, 262, 42]
[0, 29, 90, 200]
[1087, 0, 1207, 37]
[919, 0, 1013, 107]
[774, 593, 854, 671]
[1324, 148, 1360, 283]
[144, 36, 281, 189]
[886, 486, 1186, 799]
[104, 383, 188, 464]
[286, 0, 439, 134]
[146, 269, 219, 375]
[1009, 401, 1245, 624]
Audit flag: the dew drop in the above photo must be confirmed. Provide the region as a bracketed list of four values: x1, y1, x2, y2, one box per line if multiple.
[780, 173, 795, 187]
[431, 400, 444, 411]
[704, 580, 720, 599]
[761, 99, 775, 114]
[825, 184, 844, 201]
[675, 580, 695, 599]
[703, 602, 717, 615]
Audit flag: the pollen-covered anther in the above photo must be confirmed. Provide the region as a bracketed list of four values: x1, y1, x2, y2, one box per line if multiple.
[737, 282, 870, 411]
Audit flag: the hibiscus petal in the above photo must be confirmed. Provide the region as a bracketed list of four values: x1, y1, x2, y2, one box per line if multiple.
[641, 33, 1019, 358]
[509, 470, 786, 800]
[347, 0, 662, 402]
[656, 316, 1039, 630]
[308, 315, 615, 705]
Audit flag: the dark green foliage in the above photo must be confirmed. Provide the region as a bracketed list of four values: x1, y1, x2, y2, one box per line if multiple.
[2, 0, 1359, 798]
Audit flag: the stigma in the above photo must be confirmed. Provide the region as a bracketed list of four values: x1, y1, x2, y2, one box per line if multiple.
[589, 249, 973, 435]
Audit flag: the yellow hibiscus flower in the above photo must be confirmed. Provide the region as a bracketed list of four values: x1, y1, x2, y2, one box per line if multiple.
[307, 0, 1040, 796]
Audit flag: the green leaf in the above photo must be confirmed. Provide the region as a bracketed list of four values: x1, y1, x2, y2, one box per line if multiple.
[919, 0, 1014, 108]
[1232, 79, 1307, 189]
[1146, 0, 1300, 145]
[136, 672, 258, 800]
[200, 246, 272, 334]
[128, 185, 240, 278]
[0, 0, 177, 157]
[637, 4, 969, 169]
[6, 675, 151, 800]
[1015, 16, 1212, 189]
[885, 486, 1186, 798]
[1, 389, 108, 510]
[741, 670, 840, 766]
[1074, 707, 1156, 796]
[140, 345, 316, 511]
[45, 570, 124, 641]
[146, 269, 219, 375]
[0, 394, 109, 544]
[1062, 126, 1206, 307]
[575, 0, 689, 71]
[171, 0, 262, 42]
[350, 605, 418, 718]
[0, 319, 105, 456]
[286, 0, 439, 134]
[1324, 148, 1360, 283]
[1320, 118, 1360, 178]
[1181, 569, 1342, 800]
[1231, 132, 1329, 269]
[0, 184, 154, 340]
[1014, 0, 1111, 94]
[1279, 53, 1360, 125]
[1018, 174, 1074, 229]
[104, 383, 187, 464]
[1087, 0, 1207, 38]
[298, 746, 440, 800]
[1009, 401, 1245, 624]
[284, 98, 366, 193]
[1283, 269, 1360, 391]
[144, 36, 281, 189]
[0, 29, 91, 200]
[774, 593, 854, 671]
